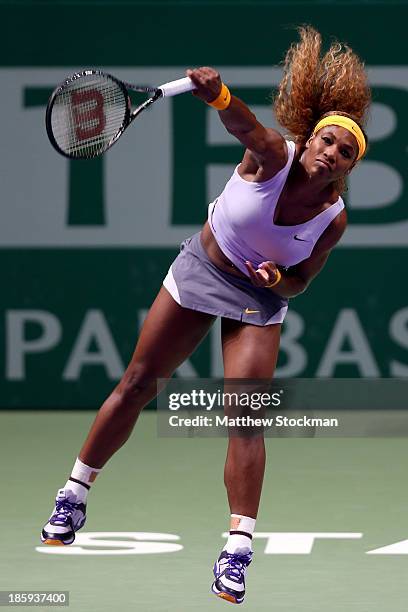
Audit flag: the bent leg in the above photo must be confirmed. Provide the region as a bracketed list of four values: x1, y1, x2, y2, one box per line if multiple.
[79, 287, 215, 467]
[221, 318, 281, 518]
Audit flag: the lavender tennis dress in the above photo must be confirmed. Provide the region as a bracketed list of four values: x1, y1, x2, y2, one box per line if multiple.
[163, 140, 344, 326]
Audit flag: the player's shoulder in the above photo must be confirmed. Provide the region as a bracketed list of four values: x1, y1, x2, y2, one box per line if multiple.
[318, 205, 347, 252]
[256, 128, 290, 175]
[263, 128, 288, 159]
[333, 201, 347, 233]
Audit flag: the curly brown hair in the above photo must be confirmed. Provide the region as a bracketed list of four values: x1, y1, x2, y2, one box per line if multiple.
[274, 25, 371, 147]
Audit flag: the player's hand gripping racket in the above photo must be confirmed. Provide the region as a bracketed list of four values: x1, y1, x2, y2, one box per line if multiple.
[46, 70, 196, 159]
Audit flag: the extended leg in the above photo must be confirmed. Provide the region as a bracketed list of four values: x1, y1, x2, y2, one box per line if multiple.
[221, 318, 281, 518]
[80, 287, 215, 467]
[41, 287, 215, 545]
[211, 319, 281, 604]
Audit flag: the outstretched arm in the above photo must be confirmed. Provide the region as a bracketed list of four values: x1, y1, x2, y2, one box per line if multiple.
[187, 66, 287, 170]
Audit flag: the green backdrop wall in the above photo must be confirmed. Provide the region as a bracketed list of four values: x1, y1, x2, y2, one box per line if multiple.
[0, 0, 407, 407]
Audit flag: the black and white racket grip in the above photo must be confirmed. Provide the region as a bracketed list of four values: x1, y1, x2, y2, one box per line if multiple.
[158, 77, 196, 97]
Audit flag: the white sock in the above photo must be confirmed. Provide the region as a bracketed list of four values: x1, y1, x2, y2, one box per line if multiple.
[223, 514, 256, 553]
[63, 458, 101, 503]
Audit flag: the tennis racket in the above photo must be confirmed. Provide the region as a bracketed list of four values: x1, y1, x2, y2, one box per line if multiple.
[45, 70, 196, 159]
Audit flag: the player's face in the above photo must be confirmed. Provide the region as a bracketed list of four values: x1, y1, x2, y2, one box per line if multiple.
[303, 125, 359, 180]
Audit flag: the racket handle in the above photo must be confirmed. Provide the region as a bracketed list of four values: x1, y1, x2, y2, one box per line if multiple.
[158, 77, 196, 97]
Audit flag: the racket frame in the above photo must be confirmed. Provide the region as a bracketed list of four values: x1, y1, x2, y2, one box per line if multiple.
[45, 69, 162, 159]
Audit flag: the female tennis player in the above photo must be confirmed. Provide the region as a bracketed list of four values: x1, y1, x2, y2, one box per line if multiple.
[41, 26, 371, 605]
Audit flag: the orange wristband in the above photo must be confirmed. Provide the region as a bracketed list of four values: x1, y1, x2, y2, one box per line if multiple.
[265, 269, 282, 288]
[207, 83, 231, 110]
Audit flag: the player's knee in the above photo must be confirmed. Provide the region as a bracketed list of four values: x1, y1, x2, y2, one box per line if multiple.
[229, 436, 265, 466]
[117, 362, 160, 406]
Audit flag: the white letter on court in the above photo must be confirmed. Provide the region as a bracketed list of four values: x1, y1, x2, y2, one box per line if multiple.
[36, 532, 183, 555]
[367, 539, 408, 555]
[245, 532, 362, 554]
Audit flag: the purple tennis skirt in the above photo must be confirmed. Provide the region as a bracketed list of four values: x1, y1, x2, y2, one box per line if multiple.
[163, 232, 288, 326]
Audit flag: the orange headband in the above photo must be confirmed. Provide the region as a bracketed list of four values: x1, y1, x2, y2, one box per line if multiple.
[313, 115, 366, 160]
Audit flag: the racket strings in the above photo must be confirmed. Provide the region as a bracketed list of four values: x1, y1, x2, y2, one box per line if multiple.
[50, 75, 128, 158]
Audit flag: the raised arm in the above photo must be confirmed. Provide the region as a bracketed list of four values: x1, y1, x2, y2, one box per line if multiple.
[187, 67, 287, 171]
